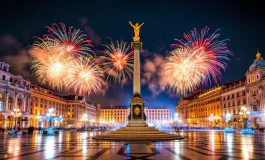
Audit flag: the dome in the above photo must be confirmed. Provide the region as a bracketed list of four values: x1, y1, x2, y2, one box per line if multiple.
[249, 50, 265, 70]
[249, 60, 265, 70]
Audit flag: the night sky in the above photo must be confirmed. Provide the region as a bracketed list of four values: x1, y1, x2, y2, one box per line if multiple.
[1, 0, 265, 112]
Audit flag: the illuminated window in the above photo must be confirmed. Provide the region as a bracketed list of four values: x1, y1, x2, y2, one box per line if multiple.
[251, 76, 255, 82]
[0, 93, 2, 99]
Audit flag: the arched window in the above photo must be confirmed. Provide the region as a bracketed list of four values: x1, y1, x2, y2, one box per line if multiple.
[251, 76, 255, 82]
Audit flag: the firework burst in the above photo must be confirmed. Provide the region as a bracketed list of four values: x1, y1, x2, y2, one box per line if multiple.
[100, 40, 133, 83]
[164, 47, 207, 95]
[164, 27, 232, 95]
[46, 23, 93, 56]
[69, 56, 104, 95]
[30, 38, 74, 90]
[172, 26, 232, 84]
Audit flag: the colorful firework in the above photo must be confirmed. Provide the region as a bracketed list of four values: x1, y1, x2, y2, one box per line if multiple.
[164, 27, 232, 95]
[172, 26, 232, 84]
[69, 56, 104, 95]
[45, 23, 93, 56]
[100, 40, 133, 83]
[164, 47, 207, 95]
[30, 38, 74, 90]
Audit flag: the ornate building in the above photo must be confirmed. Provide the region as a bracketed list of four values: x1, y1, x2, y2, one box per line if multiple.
[144, 108, 172, 124]
[99, 106, 172, 125]
[30, 84, 99, 128]
[177, 50, 265, 129]
[0, 62, 31, 128]
[0, 62, 99, 129]
[99, 106, 129, 125]
[221, 79, 246, 128]
[246, 51, 265, 128]
[176, 86, 223, 127]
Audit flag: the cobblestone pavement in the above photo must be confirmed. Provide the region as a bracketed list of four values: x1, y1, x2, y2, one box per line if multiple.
[0, 130, 264, 160]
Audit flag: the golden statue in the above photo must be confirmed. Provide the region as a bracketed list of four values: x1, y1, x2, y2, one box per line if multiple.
[129, 21, 144, 42]
[255, 48, 263, 62]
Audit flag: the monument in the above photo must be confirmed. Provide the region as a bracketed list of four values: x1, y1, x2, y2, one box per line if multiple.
[93, 22, 183, 141]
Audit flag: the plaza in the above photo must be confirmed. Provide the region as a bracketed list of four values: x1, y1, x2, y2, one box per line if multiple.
[0, 129, 264, 159]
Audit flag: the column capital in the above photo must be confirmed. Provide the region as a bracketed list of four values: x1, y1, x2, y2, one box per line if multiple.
[131, 42, 142, 50]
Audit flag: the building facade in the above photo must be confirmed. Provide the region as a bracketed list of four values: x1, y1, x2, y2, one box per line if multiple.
[145, 108, 172, 124]
[177, 50, 265, 129]
[221, 79, 247, 128]
[30, 85, 99, 128]
[0, 62, 31, 128]
[176, 87, 223, 127]
[245, 51, 265, 128]
[0, 62, 99, 129]
[99, 106, 129, 125]
[99, 106, 173, 126]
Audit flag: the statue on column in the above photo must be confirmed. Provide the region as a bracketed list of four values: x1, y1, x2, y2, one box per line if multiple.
[129, 21, 144, 42]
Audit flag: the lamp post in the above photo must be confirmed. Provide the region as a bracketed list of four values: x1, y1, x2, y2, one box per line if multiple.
[67, 112, 70, 126]
[81, 114, 88, 130]
[208, 114, 213, 128]
[225, 113, 232, 128]
[174, 113, 179, 127]
[11, 108, 21, 128]
[46, 108, 56, 127]
[239, 106, 250, 128]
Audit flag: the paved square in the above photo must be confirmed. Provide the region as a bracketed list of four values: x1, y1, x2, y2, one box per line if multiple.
[0, 131, 264, 159]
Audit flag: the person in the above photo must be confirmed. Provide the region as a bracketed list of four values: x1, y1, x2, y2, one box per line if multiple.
[0, 127, 2, 134]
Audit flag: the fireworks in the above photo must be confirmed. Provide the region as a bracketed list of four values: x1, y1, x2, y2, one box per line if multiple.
[30, 23, 104, 95]
[101, 40, 133, 83]
[30, 38, 74, 90]
[164, 27, 232, 95]
[69, 56, 104, 95]
[46, 23, 93, 56]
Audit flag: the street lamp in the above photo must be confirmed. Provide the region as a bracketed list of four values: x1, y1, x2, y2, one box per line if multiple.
[46, 108, 56, 127]
[10, 108, 21, 128]
[225, 113, 232, 128]
[239, 106, 250, 128]
[174, 113, 179, 127]
[81, 114, 88, 130]
[208, 114, 213, 127]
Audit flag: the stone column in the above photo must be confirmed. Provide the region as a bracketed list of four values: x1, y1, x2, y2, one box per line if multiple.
[133, 48, 141, 94]
[5, 93, 9, 111]
[3, 118, 6, 129]
[14, 93, 18, 109]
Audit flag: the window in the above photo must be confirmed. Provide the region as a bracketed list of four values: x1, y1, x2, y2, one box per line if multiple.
[0, 102, 2, 111]
[233, 110, 235, 115]
[227, 95, 230, 100]
[251, 76, 255, 82]
[2, 75, 6, 80]
[237, 92, 240, 97]
[237, 101, 241, 106]
[224, 104, 226, 108]
[228, 102, 230, 107]
[232, 102, 235, 106]
[242, 91, 245, 96]
[243, 99, 246, 104]
[232, 94, 234, 99]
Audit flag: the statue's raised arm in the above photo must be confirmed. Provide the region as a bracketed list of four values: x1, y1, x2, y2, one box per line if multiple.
[129, 21, 134, 28]
[139, 22, 144, 28]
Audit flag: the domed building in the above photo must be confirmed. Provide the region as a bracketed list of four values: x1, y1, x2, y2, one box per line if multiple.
[246, 50, 265, 128]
